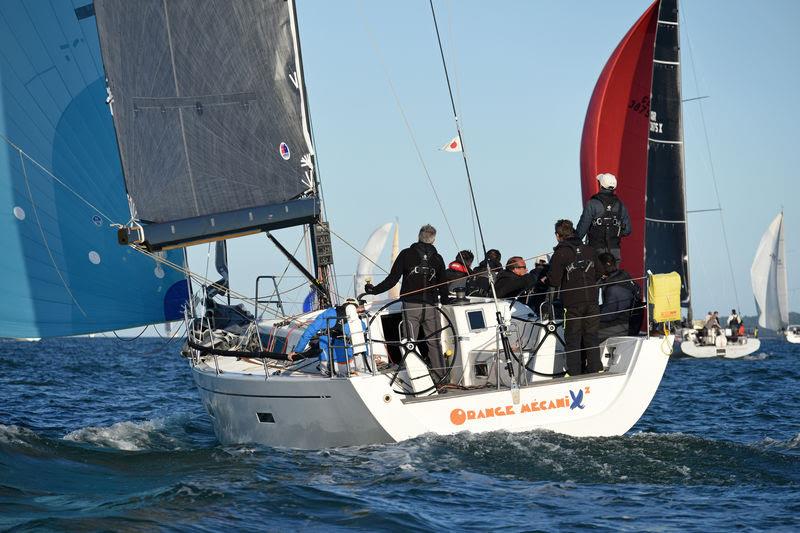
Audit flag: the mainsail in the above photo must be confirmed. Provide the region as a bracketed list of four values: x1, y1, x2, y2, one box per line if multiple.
[94, 0, 320, 250]
[0, 1, 187, 338]
[750, 212, 789, 330]
[581, 0, 690, 313]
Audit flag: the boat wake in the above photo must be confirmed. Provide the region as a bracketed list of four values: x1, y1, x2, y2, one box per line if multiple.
[368, 430, 800, 487]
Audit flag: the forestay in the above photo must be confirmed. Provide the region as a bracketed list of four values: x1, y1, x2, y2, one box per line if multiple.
[94, 0, 319, 250]
[750, 212, 788, 330]
[0, 1, 187, 338]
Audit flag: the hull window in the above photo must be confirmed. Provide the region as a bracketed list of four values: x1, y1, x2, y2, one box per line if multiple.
[257, 412, 275, 423]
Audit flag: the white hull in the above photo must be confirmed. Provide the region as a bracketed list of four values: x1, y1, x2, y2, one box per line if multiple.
[678, 338, 760, 359]
[191, 334, 670, 448]
[786, 326, 800, 344]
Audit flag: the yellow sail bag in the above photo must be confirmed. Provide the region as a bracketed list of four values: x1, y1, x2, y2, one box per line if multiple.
[647, 272, 682, 323]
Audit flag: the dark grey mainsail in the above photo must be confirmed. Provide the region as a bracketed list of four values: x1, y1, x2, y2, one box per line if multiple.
[644, 0, 692, 317]
[94, 0, 319, 250]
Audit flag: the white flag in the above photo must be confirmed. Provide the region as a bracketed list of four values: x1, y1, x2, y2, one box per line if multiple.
[441, 135, 462, 152]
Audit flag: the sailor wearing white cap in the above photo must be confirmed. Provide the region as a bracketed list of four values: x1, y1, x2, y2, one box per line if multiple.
[576, 173, 631, 261]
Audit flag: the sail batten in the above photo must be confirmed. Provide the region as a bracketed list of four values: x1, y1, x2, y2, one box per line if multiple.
[94, 0, 318, 248]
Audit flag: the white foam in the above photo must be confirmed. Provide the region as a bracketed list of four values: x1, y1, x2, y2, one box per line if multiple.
[0, 423, 39, 447]
[63, 418, 175, 451]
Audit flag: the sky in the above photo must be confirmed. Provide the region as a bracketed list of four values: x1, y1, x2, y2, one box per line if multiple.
[171, 0, 798, 333]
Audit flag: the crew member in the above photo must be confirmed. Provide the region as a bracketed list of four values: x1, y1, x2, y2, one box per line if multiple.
[576, 173, 631, 261]
[597, 253, 642, 342]
[365, 224, 449, 379]
[444, 249, 474, 291]
[467, 249, 502, 296]
[548, 219, 602, 376]
[528, 258, 551, 316]
[727, 309, 742, 340]
[495, 256, 537, 302]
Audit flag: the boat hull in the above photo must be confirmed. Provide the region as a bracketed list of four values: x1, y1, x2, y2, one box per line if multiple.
[192, 336, 671, 448]
[678, 338, 760, 359]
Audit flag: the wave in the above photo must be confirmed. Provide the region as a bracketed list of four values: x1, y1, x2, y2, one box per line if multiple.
[0, 424, 43, 449]
[363, 429, 800, 487]
[63, 415, 201, 452]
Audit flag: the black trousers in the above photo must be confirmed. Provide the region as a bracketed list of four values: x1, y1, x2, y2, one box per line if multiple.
[564, 302, 602, 375]
[402, 302, 445, 379]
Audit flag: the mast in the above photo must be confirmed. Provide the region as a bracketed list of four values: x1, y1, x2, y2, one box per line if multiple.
[289, 0, 335, 306]
[674, 0, 692, 322]
[428, 0, 517, 392]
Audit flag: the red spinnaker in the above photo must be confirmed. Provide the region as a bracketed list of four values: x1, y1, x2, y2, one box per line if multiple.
[579, 0, 659, 282]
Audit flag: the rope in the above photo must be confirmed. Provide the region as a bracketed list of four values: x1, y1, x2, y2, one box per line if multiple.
[428, 0, 487, 259]
[18, 150, 88, 318]
[681, 8, 740, 312]
[355, 1, 462, 254]
[328, 226, 389, 275]
[112, 325, 150, 342]
[1, 133, 117, 223]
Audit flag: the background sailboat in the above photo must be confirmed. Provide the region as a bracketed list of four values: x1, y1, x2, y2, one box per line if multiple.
[355, 222, 394, 300]
[751, 211, 793, 341]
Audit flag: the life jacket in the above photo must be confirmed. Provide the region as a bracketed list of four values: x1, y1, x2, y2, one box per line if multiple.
[561, 240, 596, 289]
[447, 261, 468, 274]
[409, 245, 437, 284]
[587, 192, 622, 250]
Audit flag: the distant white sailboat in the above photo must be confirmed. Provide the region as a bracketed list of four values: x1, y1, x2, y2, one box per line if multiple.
[355, 222, 394, 301]
[751, 211, 795, 342]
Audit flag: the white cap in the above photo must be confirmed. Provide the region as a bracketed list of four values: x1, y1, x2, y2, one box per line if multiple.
[597, 172, 617, 190]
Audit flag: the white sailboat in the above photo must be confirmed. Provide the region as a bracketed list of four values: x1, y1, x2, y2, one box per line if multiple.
[179, 0, 685, 448]
[0, 0, 682, 449]
[787, 326, 800, 344]
[354, 222, 394, 301]
[751, 211, 795, 342]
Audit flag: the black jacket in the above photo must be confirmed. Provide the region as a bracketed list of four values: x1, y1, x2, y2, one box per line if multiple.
[547, 237, 600, 308]
[495, 268, 537, 299]
[370, 242, 449, 304]
[599, 270, 640, 326]
[576, 189, 631, 249]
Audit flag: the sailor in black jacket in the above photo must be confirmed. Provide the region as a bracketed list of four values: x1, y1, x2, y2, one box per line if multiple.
[576, 173, 631, 261]
[365, 224, 449, 380]
[495, 256, 537, 303]
[597, 253, 642, 341]
[548, 219, 602, 376]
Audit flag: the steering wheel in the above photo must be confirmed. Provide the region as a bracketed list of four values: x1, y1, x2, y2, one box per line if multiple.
[365, 297, 458, 396]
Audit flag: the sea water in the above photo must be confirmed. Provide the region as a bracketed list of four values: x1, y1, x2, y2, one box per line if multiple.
[1, 337, 798, 531]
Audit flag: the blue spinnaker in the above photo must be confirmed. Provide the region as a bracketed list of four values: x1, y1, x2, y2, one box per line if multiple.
[0, 1, 187, 338]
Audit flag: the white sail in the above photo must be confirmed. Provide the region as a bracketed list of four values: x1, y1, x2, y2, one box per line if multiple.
[356, 223, 394, 300]
[750, 212, 789, 330]
[388, 222, 401, 299]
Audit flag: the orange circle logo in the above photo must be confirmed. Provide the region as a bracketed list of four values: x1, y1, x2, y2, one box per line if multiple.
[450, 408, 466, 426]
